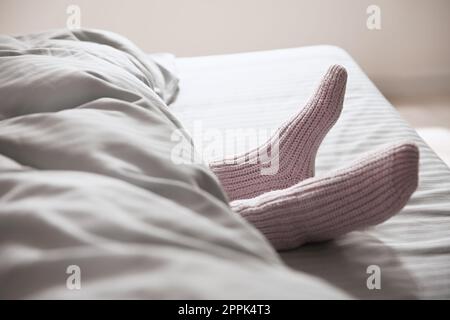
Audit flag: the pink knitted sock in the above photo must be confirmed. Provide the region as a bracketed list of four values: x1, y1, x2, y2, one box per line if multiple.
[209, 65, 347, 201]
[231, 142, 419, 251]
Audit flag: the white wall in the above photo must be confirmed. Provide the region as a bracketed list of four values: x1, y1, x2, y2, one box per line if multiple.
[1, 0, 449, 99]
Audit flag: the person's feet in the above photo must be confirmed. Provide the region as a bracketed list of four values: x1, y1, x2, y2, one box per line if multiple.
[210, 65, 347, 201]
[231, 142, 419, 251]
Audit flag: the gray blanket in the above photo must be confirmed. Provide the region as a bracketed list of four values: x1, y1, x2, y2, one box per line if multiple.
[0, 29, 348, 299]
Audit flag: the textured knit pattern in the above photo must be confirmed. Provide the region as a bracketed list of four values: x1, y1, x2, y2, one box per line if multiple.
[209, 65, 347, 201]
[231, 142, 419, 251]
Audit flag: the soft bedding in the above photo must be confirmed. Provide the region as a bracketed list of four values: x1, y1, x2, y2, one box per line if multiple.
[0, 29, 349, 299]
[171, 47, 450, 299]
[1, 28, 449, 300]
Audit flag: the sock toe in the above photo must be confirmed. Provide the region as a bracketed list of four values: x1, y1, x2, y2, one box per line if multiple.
[326, 64, 348, 84]
[344, 141, 419, 227]
[390, 142, 419, 211]
[314, 64, 347, 116]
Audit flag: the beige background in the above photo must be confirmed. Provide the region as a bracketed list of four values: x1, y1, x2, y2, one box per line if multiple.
[1, 0, 449, 99]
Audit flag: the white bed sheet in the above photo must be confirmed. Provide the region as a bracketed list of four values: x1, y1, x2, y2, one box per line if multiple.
[171, 46, 450, 299]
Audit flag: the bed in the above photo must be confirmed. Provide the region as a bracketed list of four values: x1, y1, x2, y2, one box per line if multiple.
[171, 47, 450, 299]
[0, 29, 449, 299]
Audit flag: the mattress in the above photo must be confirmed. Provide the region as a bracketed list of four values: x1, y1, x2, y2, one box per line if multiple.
[171, 46, 450, 299]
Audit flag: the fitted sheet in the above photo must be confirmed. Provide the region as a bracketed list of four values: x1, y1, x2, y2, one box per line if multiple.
[171, 46, 450, 299]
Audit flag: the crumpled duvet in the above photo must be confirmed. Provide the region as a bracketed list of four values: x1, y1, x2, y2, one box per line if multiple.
[0, 29, 347, 299]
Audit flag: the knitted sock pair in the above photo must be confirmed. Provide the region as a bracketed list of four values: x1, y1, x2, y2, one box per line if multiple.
[209, 65, 419, 250]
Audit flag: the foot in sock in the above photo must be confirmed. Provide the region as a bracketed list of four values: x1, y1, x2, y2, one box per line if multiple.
[209, 65, 347, 201]
[230, 142, 419, 251]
